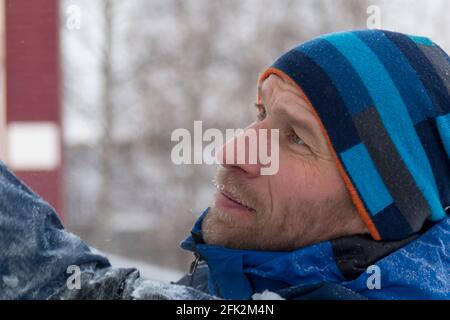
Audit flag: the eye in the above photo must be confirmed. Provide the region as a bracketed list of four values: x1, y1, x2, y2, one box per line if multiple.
[255, 103, 266, 121]
[288, 130, 305, 146]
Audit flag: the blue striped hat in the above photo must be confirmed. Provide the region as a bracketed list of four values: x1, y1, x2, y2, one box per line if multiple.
[258, 30, 450, 241]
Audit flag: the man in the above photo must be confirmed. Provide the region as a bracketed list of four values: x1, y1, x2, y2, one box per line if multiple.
[1, 29, 449, 300]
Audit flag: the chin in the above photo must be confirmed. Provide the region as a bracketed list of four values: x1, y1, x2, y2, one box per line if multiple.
[202, 212, 242, 248]
[201, 209, 229, 244]
[202, 206, 278, 250]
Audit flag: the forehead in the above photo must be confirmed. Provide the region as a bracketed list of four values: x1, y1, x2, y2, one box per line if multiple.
[259, 74, 313, 114]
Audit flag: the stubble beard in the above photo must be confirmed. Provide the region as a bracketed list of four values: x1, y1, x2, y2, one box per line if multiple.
[201, 168, 361, 251]
[202, 168, 269, 250]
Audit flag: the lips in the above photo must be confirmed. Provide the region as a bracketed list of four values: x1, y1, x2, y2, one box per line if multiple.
[219, 189, 255, 212]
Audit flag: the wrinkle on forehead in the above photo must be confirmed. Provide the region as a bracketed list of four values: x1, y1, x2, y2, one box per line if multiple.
[259, 74, 313, 115]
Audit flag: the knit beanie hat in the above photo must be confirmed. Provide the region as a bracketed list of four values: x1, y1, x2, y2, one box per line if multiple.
[258, 30, 450, 241]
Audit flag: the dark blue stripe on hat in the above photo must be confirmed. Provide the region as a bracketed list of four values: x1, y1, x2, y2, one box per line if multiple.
[296, 38, 373, 117]
[415, 118, 450, 210]
[355, 30, 434, 124]
[383, 31, 450, 116]
[372, 203, 413, 240]
[272, 49, 360, 152]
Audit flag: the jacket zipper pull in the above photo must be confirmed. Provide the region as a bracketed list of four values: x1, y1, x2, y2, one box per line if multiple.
[188, 253, 201, 287]
[188, 253, 200, 276]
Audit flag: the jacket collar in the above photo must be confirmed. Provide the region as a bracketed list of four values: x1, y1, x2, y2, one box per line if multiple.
[181, 208, 450, 300]
[180, 208, 345, 299]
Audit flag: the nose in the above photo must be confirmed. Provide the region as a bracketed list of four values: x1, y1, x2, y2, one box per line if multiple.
[216, 123, 270, 177]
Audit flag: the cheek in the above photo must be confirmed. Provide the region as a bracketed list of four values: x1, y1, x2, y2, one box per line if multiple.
[273, 156, 345, 205]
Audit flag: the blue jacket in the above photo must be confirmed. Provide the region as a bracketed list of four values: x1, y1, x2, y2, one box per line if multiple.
[180, 208, 450, 300]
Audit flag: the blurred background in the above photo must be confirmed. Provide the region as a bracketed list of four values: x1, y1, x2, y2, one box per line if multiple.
[0, 0, 449, 280]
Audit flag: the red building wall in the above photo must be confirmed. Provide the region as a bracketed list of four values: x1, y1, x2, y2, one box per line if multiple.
[5, 0, 63, 218]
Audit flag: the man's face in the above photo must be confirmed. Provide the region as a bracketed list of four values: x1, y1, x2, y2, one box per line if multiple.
[202, 74, 367, 251]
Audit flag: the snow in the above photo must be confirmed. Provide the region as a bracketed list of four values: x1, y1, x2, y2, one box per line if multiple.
[252, 290, 285, 300]
[2, 275, 19, 288]
[131, 279, 190, 300]
[130, 278, 219, 300]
